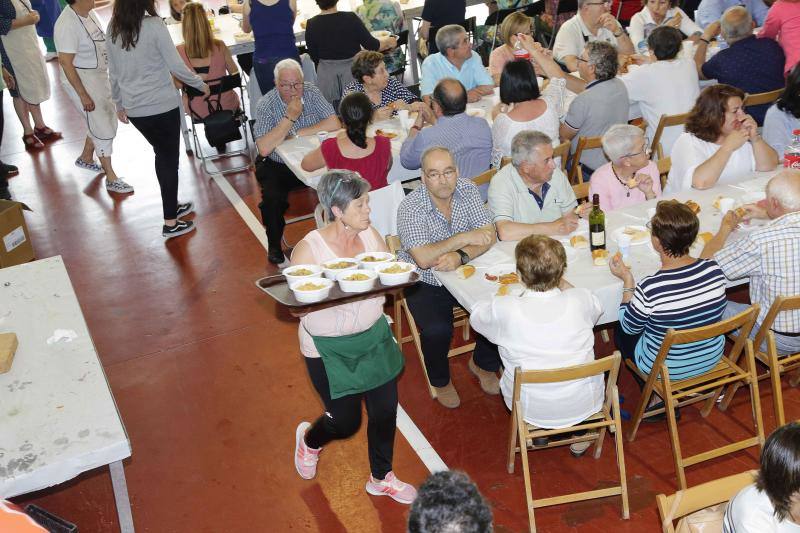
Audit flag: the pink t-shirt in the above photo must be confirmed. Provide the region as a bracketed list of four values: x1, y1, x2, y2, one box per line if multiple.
[759, 0, 800, 76]
[489, 45, 516, 79]
[588, 160, 662, 211]
[296, 228, 386, 358]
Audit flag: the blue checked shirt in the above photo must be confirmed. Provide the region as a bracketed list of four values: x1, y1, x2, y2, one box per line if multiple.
[714, 212, 800, 332]
[397, 179, 492, 286]
[253, 82, 335, 163]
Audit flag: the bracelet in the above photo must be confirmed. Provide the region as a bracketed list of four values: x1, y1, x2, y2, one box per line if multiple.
[411, 124, 422, 132]
[285, 115, 296, 123]
[614, 29, 624, 37]
[622, 287, 635, 293]
[700, 38, 710, 44]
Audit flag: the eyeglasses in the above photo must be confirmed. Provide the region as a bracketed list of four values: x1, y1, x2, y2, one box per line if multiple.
[623, 138, 651, 158]
[576, 56, 589, 63]
[425, 168, 457, 180]
[278, 82, 303, 90]
[331, 175, 354, 197]
[584, 1, 611, 5]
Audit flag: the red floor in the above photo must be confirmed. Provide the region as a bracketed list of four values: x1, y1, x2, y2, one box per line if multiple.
[5, 34, 799, 533]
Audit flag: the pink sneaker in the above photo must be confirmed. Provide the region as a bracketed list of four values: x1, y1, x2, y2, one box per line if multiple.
[294, 422, 320, 480]
[365, 471, 417, 504]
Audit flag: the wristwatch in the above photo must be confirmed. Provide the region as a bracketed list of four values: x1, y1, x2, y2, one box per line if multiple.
[456, 249, 470, 265]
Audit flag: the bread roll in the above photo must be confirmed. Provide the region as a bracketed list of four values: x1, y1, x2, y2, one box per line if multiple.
[697, 232, 713, 244]
[685, 200, 701, 214]
[570, 235, 589, 249]
[496, 285, 510, 296]
[592, 249, 609, 266]
[734, 206, 747, 217]
[626, 177, 638, 188]
[456, 264, 476, 279]
[712, 196, 722, 210]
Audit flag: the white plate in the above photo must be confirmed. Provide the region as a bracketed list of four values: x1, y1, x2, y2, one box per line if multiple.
[373, 127, 400, 140]
[482, 264, 520, 285]
[611, 225, 651, 246]
[466, 108, 486, 119]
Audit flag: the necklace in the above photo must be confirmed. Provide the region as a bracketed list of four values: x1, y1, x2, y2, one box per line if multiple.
[611, 164, 631, 197]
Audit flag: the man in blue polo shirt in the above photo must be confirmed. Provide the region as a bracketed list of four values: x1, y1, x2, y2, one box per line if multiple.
[694, 7, 785, 125]
[420, 24, 494, 103]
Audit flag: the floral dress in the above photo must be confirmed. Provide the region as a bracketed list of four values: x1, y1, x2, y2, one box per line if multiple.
[356, 0, 405, 74]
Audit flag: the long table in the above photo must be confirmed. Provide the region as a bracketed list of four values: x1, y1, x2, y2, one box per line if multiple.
[434, 170, 780, 325]
[0, 256, 134, 532]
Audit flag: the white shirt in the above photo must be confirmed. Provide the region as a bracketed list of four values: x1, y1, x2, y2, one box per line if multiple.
[665, 132, 756, 193]
[53, 7, 107, 71]
[553, 13, 617, 66]
[620, 58, 699, 156]
[628, 7, 702, 51]
[470, 287, 605, 429]
[724, 484, 800, 532]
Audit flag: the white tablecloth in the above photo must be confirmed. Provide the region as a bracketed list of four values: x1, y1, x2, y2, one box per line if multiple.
[434, 169, 780, 326]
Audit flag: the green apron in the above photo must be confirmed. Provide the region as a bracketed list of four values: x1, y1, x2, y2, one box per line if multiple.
[310, 316, 404, 399]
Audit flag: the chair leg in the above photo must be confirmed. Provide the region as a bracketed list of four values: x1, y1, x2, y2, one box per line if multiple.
[516, 407, 537, 533]
[401, 299, 437, 399]
[611, 392, 630, 519]
[627, 376, 656, 442]
[747, 345, 766, 448]
[768, 338, 786, 427]
[664, 393, 687, 490]
[508, 400, 519, 474]
[593, 423, 607, 459]
[393, 295, 403, 342]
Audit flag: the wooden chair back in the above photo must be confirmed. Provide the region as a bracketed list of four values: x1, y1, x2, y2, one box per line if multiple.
[471, 168, 497, 188]
[553, 140, 571, 173]
[651, 113, 690, 160]
[656, 471, 756, 533]
[508, 352, 629, 532]
[572, 182, 590, 202]
[567, 135, 603, 184]
[626, 305, 765, 489]
[500, 156, 512, 167]
[743, 88, 784, 108]
[656, 157, 671, 190]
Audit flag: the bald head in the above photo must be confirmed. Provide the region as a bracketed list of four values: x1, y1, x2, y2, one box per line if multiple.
[721, 6, 753, 43]
[766, 170, 800, 215]
[432, 78, 467, 116]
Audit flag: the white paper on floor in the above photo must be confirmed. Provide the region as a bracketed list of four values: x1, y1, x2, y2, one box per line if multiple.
[46, 329, 78, 345]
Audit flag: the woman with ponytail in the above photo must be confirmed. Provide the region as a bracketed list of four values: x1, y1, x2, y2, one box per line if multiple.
[301, 91, 392, 190]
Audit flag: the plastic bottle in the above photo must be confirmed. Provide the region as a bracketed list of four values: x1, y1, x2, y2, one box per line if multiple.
[784, 129, 800, 170]
[512, 37, 530, 61]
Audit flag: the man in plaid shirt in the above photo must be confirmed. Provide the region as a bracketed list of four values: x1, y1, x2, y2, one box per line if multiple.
[397, 146, 501, 408]
[702, 170, 800, 353]
[253, 59, 340, 265]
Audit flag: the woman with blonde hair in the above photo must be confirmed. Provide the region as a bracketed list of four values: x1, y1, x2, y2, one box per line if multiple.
[488, 11, 533, 84]
[176, 2, 240, 152]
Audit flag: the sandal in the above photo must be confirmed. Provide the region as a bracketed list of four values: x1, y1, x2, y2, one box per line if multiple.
[22, 133, 44, 151]
[33, 126, 63, 141]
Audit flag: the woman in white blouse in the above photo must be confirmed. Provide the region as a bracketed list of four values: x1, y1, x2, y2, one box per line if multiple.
[491, 37, 584, 167]
[628, 0, 702, 53]
[470, 234, 604, 457]
[665, 84, 778, 193]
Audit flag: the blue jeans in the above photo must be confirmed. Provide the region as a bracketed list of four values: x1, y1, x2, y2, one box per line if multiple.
[723, 301, 800, 355]
[252, 55, 300, 96]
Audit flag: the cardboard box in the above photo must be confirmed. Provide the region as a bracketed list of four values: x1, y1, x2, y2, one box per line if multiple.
[0, 332, 17, 374]
[0, 200, 34, 268]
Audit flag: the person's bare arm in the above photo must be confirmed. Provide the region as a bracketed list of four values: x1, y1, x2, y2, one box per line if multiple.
[408, 226, 494, 269]
[561, 55, 579, 73]
[222, 45, 239, 74]
[301, 146, 325, 172]
[700, 210, 741, 258]
[694, 21, 720, 79]
[560, 122, 577, 143]
[520, 36, 586, 93]
[255, 97, 301, 156]
[691, 130, 748, 189]
[495, 214, 578, 241]
[241, 0, 252, 33]
[59, 53, 95, 111]
[296, 115, 341, 137]
[11, 10, 38, 29]
[419, 20, 431, 40]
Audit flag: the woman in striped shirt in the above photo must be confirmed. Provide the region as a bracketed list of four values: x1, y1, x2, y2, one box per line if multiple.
[610, 200, 728, 394]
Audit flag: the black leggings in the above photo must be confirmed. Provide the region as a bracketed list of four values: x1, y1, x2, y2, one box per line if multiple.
[0, 91, 5, 188]
[128, 108, 182, 220]
[614, 324, 646, 390]
[303, 356, 398, 480]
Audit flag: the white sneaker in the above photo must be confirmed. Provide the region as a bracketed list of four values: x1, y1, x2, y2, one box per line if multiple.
[105, 178, 134, 194]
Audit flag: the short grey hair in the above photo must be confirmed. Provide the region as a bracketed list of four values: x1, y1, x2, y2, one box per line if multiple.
[511, 131, 552, 167]
[421, 145, 454, 171]
[435, 25, 467, 54]
[601, 124, 644, 162]
[316, 170, 371, 220]
[273, 58, 303, 82]
[767, 170, 800, 212]
[721, 6, 752, 42]
[585, 41, 618, 81]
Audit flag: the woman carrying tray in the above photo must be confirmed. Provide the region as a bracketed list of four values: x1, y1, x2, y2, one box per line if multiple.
[290, 169, 417, 505]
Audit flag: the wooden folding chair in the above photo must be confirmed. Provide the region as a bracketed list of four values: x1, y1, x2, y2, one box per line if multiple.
[567, 135, 602, 185]
[656, 470, 756, 533]
[626, 305, 766, 490]
[572, 181, 590, 202]
[726, 295, 800, 427]
[743, 88, 784, 108]
[508, 352, 629, 532]
[656, 157, 671, 190]
[651, 113, 690, 160]
[385, 235, 475, 399]
[553, 140, 571, 174]
[471, 168, 496, 188]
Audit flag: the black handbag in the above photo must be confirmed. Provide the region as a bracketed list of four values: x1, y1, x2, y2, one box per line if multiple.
[193, 76, 243, 147]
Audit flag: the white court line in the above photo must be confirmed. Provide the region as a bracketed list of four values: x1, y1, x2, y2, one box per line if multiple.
[207, 163, 447, 474]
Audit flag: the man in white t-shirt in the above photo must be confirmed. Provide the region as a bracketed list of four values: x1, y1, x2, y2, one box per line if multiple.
[553, 0, 634, 72]
[619, 25, 699, 158]
[54, 0, 133, 194]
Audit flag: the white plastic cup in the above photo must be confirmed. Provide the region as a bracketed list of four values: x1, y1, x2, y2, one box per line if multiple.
[397, 109, 410, 129]
[617, 233, 632, 258]
[719, 197, 735, 213]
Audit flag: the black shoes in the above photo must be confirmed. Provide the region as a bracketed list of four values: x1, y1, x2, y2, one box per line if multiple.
[163, 220, 195, 240]
[176, 202, 195, 218]
[0, 161, 18, 177]
[268, 248, 285, 265]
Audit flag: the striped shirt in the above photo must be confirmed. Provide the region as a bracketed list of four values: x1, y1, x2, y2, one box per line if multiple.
[619, 259, 727, 380]
[253, 82, 336, 163]
[715, 212, 800, 333]
[399, 113, 492, 181]
[342, 77, 419, 113]
[396, 178, 492, 286]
